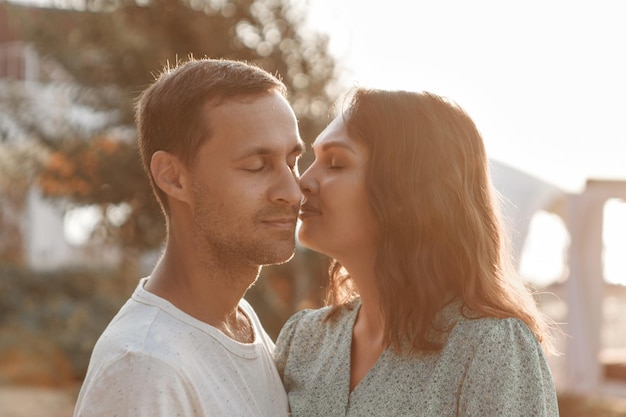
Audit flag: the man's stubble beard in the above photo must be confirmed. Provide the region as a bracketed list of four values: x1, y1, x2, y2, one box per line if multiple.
[191, 182, 297, 277]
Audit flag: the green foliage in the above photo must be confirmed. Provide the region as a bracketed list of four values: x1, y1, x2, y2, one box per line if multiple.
[4, 0, 341, 251]
[37, 137, 165, 249]
[0, 264, 135, 379]
[7, 0, 339, 133]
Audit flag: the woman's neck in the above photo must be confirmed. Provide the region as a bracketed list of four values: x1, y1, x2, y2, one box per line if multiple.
[343, 257, 387, 392]
[349, 291, 385, 392]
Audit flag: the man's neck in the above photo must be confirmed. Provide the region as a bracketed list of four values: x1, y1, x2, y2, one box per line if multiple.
[144, 248, 260, 341]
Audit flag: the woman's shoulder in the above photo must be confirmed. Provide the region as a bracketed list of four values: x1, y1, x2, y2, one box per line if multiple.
[280, 300, 358, 335]
[446, 305, 542, 353]
[460, 312, 534, 338]
[285, 305, 332, 327]
[275, 300, 358, 355]
[274, 301, 357, 375]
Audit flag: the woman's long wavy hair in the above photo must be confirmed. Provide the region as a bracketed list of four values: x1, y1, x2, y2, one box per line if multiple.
[326, 88, 554, 354]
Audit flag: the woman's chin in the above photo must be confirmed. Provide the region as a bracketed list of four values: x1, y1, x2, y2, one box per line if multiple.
[297, 231, 324, 254]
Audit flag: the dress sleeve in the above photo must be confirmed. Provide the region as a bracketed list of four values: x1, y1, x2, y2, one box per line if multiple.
[74, 352, 200, 417]
[458, 319, 559, 416]
[274, 309, 309, 381]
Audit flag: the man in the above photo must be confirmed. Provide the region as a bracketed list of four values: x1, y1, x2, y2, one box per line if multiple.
[74, 57, 303, 417]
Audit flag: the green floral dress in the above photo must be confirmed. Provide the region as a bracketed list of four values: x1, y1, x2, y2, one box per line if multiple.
[275, 299, 558, 416]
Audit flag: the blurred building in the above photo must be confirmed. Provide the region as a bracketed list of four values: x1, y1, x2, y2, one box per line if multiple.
[0, 1, 121, 270]
[494, 162, 626, 397]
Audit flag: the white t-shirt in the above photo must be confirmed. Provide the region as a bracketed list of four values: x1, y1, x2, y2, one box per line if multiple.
[74, 277, 289, 417]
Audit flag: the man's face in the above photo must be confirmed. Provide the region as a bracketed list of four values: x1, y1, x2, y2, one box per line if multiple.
[189, 92, 303, 267]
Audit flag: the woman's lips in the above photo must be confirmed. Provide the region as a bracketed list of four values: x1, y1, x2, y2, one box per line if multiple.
[298, 204, 321, 219]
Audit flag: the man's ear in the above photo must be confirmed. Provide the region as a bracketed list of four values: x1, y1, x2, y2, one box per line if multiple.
[150, 151, 192, 204]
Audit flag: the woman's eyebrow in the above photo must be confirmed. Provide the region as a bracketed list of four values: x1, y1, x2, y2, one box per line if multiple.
[316, 141, 357, 154]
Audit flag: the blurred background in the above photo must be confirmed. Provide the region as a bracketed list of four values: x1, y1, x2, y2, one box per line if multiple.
[0, 0, 625, 415]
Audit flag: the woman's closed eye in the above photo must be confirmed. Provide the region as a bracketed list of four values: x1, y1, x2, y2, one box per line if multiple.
[328, 157, 345, 169]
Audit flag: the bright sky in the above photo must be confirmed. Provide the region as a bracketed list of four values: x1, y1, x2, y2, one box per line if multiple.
[307, 0, 626, 193]
[306, 0, 626, 287]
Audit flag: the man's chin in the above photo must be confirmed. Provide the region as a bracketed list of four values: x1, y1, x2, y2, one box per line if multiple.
[271, 252, 296, 266]
[259, 245, 297, 266]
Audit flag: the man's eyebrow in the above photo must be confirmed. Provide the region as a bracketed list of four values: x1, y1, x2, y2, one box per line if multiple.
[236, 139, 305, 160]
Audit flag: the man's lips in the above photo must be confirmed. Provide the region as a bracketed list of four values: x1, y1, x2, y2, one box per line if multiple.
[261, 217, 298, 227]
[258, 207, 299, 227]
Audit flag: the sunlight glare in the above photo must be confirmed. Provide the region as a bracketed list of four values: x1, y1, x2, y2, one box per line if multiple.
[603, 199, 626, 286]
[518, 211, 569, 288]
[63, 205, 101, 246]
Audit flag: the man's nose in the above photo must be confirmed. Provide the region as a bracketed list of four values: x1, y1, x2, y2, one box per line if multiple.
[270, 165, 303, 206]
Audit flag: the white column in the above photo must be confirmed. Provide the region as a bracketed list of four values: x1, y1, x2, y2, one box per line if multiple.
[565, 191, 605, 392]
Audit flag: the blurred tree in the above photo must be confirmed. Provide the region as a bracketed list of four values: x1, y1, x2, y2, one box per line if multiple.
[0, 140, 48, 264]
[3, 0, 342, 253]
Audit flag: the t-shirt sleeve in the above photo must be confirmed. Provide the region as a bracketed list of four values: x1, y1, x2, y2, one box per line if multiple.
[274, 309, 309, 380]
[458, 319, 559, 416]
[74, 352, 200, 417]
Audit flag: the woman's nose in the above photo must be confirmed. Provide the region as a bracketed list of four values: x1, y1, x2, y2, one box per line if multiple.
[298, 164, 317, 195]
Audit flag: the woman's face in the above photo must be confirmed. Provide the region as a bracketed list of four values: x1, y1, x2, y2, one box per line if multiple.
[298, 116, 378, 260]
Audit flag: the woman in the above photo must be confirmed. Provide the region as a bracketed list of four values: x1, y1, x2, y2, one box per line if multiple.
[275, 89, 559, 416]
